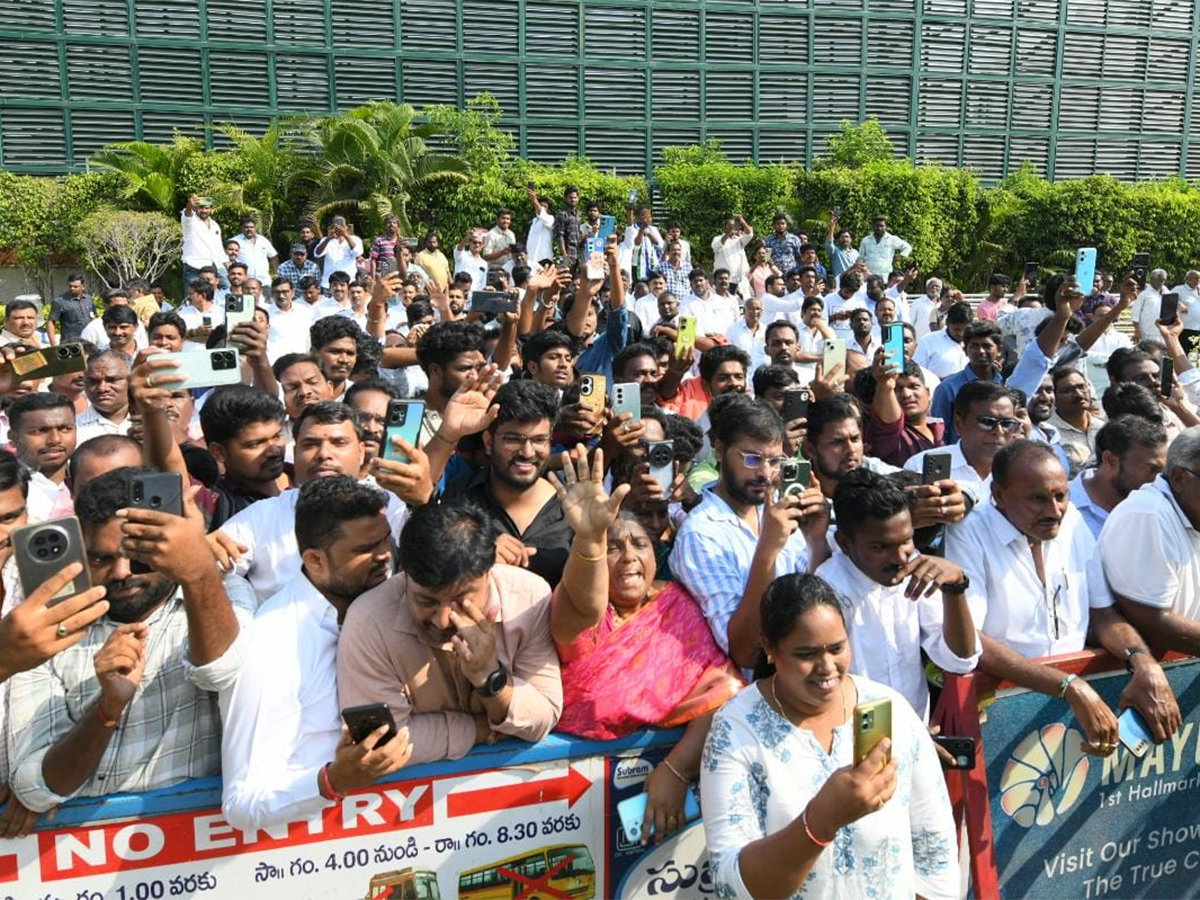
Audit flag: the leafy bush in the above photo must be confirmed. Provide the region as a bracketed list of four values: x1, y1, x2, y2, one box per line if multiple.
[77, 209, 183, 291]
[815, 118, 896, 170]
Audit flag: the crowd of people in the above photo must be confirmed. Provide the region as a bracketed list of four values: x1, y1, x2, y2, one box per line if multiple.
[0, 186, 1196, 899]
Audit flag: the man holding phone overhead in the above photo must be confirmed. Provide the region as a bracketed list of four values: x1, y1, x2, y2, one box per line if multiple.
[221, 477, 413, 831]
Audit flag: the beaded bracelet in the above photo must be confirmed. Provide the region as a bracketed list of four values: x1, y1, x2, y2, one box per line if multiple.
[1058, 673, 1077, 699]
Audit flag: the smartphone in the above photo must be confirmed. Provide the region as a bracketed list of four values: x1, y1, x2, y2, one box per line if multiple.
[1161, 356, 1175, 398]
[156, 348, 242, 390]
[782, 387, 810, 424]
[10, 342, 87, 382]
[584, 236, 606, 281]
[341, 702, 397, 747]
[1023, 262, 1039, 284]
[377, 256, 398, 279]
[12, 517, 90, 606]
[611, 382, 641, 422]
[383, 399, 425, 463]
[646, 440, 675, 493]
[128, 472, 184, 575]
[224, 294, 255, 346]
[1118, 707, 1152, 758]
[1074, 247, 1097, 297]
[822, 338, 846, 376]
[675, 316, 698, 359]
[831, 206, 842, 220]
[617, 789, 701, 843]
[922, 452, 953, 485]
[202, 315, 212, 328]
[627, 188, 638, 205]
[1160, 291, 1180, 326]
[882, 323, 904, 370]
[853, 697, 893, 767]
[598, 214, 617, 240]
[469, 290, 517, 316]
[579, 374, 607, 432]
[1131, 252, 1150, 290]
[932, 735, 977, 770]
[780, 459, 812, 498]
[332, 215, 347, 229]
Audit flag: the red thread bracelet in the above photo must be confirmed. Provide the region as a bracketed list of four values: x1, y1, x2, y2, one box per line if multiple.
[802, 806, 833, 847]
[320, 764, 345, 802]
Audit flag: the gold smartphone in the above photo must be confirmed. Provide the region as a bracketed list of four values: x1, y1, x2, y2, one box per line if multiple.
[853, 697, 892, 767]
[675, 315, 697, 359]
[579, 374, 607, 435]
[10, 343, 87, 382]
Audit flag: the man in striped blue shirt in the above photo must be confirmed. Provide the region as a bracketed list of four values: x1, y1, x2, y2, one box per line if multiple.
[670, 397, 831, 666]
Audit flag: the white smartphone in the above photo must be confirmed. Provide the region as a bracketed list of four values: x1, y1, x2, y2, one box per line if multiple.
[157, 348, 242, 390]
[612, 382, 642, 422]
[822, 338, 846, 375]
[224, 294, 256, 346]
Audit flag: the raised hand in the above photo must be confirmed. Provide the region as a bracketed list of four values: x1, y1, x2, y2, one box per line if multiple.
[547, 448, 630, 543]
[438, 363, 503, 442]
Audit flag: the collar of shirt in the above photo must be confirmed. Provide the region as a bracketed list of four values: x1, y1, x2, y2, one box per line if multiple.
[1153, 475, 1198, 534]
[1069, 471, 1105, 517]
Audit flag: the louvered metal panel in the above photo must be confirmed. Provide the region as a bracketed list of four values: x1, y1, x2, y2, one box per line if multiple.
[209, 51, 271, 110]
[137, 46, 204, 106]
[814, 18, 863, 65]
[134, 0, 200, 40]
[1108, 0, 1152, 30]
[274, 0, 327, 42]
[925, 0, 967, 15]
[139, 110, 204, 143]
[968, 25, 1012, 76]
[1012, 81, 1054, 122]
[921, 23, 967, 73]
[965, 81, 1008, 127]
[525, 65, 579, 118]
[335, 58, 398, 110]
[2, 107, 66, 166]
[1054, 138, 1098, 179]
[0, 41, 60, 100]
[758, 71, 809, 120]
[759, 15, 808, 61]
[332, 0, 389, 48]
[1105, 36, 1149, 79]
[863, 77, 911, 124]
[1008, 136, 1048, 173]
[1064, 0, 1105, 27]
[1149, 38, 1190, 83]
[464, 61, 520, 114]
[212, 115, 274, 145]
[1017, 0, 1059, 21]
[811, 76, 861, 122]
[1058, 86, 1101, 131]
[708, 13, 755, 60]
[918, 78, 962, 126]
[399, 0, 445, 51]
[71, 109, 136, 163]
[1060, 33, 1098, 78]
[4, 0, 56, 32]
[585, 68, 644, 119]
[207, 0, 268, 44]
[525, 3, 579, 56]
[652, 8, 700, 60]
[1093, 139, 1138, 178]
[1015, 29, 1056, 77]
[587, 5, 644, 57]
[915, 133, 960, 165]
[962, 134, 1006, 179]
[651, 70, 701, 120]
[1138, 141, 1182, 178]
[757, 129, 805, 162]
[867, 20, 913, 67]
[66, 45, 133, 102]
[401, 59, 457, 106]
[1186, 142, 1200, 180]
[526, 126, 579, 162]
[974, 0, 1015, 17]
[707, 129, 754, 160]
[1142, 90, 1185, 131]
[1153, 0, 1194, 30]
[870, 0, 915, 10]
[465, 0, 519, 53]
[706, 71, 755, 120]
[584, 127, 645, 173]
[276, 54, 330, 111]
[652, 129, 701, 165]
[63, 0, 129, 36]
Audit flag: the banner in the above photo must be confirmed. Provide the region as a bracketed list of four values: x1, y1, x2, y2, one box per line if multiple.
[982, 657, 1200, 899]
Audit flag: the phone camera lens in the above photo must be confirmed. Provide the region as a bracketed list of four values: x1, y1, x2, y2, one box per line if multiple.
[151, 496, 161, 508]
[36, 548, 47, 559]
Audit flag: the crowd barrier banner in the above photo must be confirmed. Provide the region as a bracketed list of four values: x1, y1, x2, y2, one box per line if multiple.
[3, 729, 714, 899]
[935, 651, 1200, 900]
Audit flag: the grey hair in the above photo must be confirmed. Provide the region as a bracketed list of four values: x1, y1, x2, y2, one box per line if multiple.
[1165, 426, 1200, 477]
[1151, 268, 1168, 280]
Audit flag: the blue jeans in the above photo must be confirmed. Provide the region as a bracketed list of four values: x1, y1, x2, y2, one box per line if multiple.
[182, 264, 230, 291]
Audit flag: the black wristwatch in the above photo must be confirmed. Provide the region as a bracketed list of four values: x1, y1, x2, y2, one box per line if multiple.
[942, 574, 970, 594]
[475, 663, 509, 699]
[1124, 647, 1151, 674]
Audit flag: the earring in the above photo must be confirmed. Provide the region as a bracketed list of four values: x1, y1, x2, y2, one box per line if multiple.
[766, 654, 774, 664]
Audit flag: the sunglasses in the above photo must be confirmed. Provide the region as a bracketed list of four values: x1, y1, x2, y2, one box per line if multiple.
[973, 416, 1022, 434]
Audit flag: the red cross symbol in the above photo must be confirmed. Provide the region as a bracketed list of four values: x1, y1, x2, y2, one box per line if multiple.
[497, 854, 575, 900]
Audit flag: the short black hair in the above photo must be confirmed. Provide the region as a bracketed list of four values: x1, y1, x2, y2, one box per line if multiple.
[664, 412, 704, 464]
[1107, 347, 1158, 386]
[1050, 364, 1086, 391]
[962, 321, 1002, 347]
[6, 299, 38, 317]
[188, 280, 214, 302]
[345, 378, 402, 408]
[991, 440, 1062, 486]
[839, 271, 862, 294]
[525, 330, 575, 369]
[752, 364, 799, 397]
[491, 380, 560, 431]
[76, 465, 151, 532]
[68, 434, 140, 486]
[148, 310, 187, 338]
[400, 501, 499, 589]
[953, 380, 1012, 420]
[0, 449, 29, 498]
[328, 270, 352, 286]
[273, 352, 323, 381]
[1101, 382, 1163, 423]
[407, 300, 435, 325]
[102, 305, 138, 327]
[833, 467, 910, 539]
[945, 302, 973, 326]
[806, 394, 862, 444]
[310, 315, 362, 353]
[711, 395, 784, 446]
[199, 384, 285, 447]
[9, 392, 74, 434]
[295, 475, 387, 553]
[1095, 414, 1168, 460]
[765, 320, 798, 345]
[699, 345, 750, 383]
[416, 321, 485, 374]
[293, 401, 363, 441]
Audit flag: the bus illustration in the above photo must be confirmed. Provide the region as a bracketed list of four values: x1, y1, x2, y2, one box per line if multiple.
[366, 867, 442, 899]
[458, 843, 597, 900]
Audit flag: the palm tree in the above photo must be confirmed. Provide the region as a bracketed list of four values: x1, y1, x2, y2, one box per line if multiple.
[308, 101, 468, 236]
[210, 120, 317, 240]
[89, 135, 202, 214]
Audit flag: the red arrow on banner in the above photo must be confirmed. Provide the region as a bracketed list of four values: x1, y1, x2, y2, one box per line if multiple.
[447, 766, 590, 818]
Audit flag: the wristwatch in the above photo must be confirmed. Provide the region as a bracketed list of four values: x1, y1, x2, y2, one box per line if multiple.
[475, 663, 509, 699]
[942, 574, 970, 594]
[1124, 647, 1151, 674]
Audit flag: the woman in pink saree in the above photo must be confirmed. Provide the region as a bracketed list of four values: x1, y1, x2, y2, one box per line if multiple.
[549, 449, 743, 843]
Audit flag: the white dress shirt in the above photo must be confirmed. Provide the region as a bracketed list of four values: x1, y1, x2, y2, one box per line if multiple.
[823, 290, 868, 341]
[904, 441, 987, 505]
[913, 329, 968, 379]
[180, 210, 225, 270]
[1174, 283, 1200, 330]
[453, 249, 488, 292]
[815, 550, 980, 719]
[526, 208, 555, 265]
[1130, 286, 1164, 338]
[80, 316, 149, 353]
[26, 472, 70, 524]
[945, 500, 1112, 661]
[681, 292, 739, 336]
[1098, 475, 1200, 623]
[266, 302, 315, 363]
[177, 301, 227, 352]
[632, 294, 662, 334]
[75, 405, 132, 445]
[909, 295, 939, 341]
[725, 319, 768, 371]
[221, 486, 408, 602]
[316, 237, 364, 288]
[221, 573, 342, 831]
[711, 232, 753, 285]
[761, 290, 809, 330]
[233, 233, 278, 282]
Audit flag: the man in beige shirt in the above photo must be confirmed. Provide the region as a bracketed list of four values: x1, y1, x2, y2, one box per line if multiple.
[337, 501, 562, 764]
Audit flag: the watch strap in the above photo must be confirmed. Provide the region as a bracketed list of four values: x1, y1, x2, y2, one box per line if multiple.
[475, 663, 508, 699]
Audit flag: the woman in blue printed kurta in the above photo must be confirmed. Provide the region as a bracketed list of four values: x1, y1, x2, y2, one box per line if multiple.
[699, 574, 959, 900]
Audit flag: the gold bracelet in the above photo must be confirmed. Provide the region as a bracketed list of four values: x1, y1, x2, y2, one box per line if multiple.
[662, 758, 690, 785]
[429, 430, 455, 446]
[571, 542, 605, 563]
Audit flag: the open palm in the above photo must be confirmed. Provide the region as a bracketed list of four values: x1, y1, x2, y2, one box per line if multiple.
[441, 364, 503, 440]
[549, 448, 630, 541]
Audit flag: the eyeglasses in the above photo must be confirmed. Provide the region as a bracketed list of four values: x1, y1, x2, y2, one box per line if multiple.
[731, 448, 788, 470]
[973, 416, 1022, 434]
[499, 433, 551, 451]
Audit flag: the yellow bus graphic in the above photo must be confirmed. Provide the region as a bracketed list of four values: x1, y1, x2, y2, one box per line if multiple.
[458, 843, 596, 900]
[365, 867, 442, 899]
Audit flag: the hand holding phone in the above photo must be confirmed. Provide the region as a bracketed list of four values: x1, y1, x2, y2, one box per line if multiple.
[853, 698, 892, 767]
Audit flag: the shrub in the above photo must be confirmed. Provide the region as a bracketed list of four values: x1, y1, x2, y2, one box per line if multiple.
[76, 209, 183, 291]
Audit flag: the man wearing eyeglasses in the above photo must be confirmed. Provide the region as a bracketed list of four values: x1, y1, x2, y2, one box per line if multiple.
[441, 380, 572, 586]
[946, 440, 1179, 755]
[1047, 367, 1104, 477]
[905, 381, 1023, 501]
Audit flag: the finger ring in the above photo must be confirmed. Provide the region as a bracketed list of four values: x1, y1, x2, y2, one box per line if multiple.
[56, 623, 69, 639]
[876, 795, 885, 810]
[623, 422, 632, 433]
[147, 374, 155, 387]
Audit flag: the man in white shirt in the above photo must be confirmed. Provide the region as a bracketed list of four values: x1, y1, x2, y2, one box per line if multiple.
[233, 217, 279, 282]
[1173, 270, 1200, 352]
[211, 402, 425, 602]
[76, 352, 132, 444]
[176, 281, 225, 352]
[910, 278, 943, 341]
[823, 270, 866, 341]
[482, 209, 517, 274]
[681, 269, 739, 339]
[857, 215, 913, 276]
[181, 196, 226, 288]
[453, 231, 489, 293]
[847, 308, 881, 362]
[710, 216, 753, 293]
[266, 276, 315, 363]
[315, 221, 364, 289]
[80, 289, 149, 352]
[913, 301, 970, 378]
[819, 468, 979, 719]
[524, 190, 555, 266]
[1129, 269, 1168, 342]
[948, 440, 1180, 751]
[8, 393, 74, 522]
[220, 476, 413, 831]
[1071, 415, 1167, 538]
[0, 299, 45, 348]
[726, 296, 767, 370]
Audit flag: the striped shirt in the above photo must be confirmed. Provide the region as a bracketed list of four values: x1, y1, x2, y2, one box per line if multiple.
[669, 486, 813, 654]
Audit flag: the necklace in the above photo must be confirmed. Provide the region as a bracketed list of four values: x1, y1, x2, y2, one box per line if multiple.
[768, 674, 851, 729]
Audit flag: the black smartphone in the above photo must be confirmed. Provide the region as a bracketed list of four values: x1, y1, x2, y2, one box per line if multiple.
[922, 452, 952, 485]
[128, 472, 184, 575]
[1131, 253, 1150, 290]
[1161, 356, 1175, 398]
[341, 702, 397, 746]
[932, 735, 976, 770]
[782, 387, 810, 423]
[377, 256, 398, 278]
[1160, 292, 1180, 326]
[469, 290, 518, 316]
[780, 459, 812, 497]
[1023, 262, 1039, 283]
